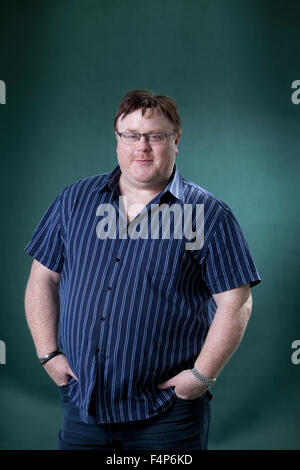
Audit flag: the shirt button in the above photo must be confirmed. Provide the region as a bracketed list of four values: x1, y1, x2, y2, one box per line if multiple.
[116, 258, 120, 262]
[107, 286, 112, 291]
[101, 317, 105, 321]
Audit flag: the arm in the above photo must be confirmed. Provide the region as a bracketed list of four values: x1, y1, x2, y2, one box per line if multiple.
[24, 259, 78, 386]
[157, 284, 252, 399]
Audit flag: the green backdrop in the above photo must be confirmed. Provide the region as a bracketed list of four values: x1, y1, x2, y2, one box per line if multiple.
[0, 0, 299, 450]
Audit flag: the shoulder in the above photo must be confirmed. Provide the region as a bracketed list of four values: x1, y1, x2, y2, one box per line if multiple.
[54, 171, 110, 224]
[181, 177, 233, 219]
[55, 171, 109, 209]
[61, 171, 109, 198]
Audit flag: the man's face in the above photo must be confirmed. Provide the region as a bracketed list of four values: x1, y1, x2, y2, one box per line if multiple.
[115, 108, 180, 190]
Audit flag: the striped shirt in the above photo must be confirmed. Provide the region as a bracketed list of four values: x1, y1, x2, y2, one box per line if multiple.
[24, 164, 261, 424]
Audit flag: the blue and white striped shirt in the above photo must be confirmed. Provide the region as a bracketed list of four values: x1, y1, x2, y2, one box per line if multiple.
[24, 164, 261, 424]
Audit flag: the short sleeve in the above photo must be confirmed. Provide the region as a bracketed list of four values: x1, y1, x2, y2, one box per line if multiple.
[24, 189, 65, 272]
[200, 210, 261, 294]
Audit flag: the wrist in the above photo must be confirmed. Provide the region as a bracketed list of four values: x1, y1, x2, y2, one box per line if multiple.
[36, 344, 59, 357]
[190, 367, 217, 390]
[38, 349, 62, 365]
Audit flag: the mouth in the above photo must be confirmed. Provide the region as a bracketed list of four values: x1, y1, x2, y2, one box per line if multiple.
[134, 159, 153, 164]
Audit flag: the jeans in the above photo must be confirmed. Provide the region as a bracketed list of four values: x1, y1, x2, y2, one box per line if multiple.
[57, 386, 211, 450]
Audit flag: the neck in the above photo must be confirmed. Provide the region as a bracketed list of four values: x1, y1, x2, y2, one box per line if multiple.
[118, 174, 169, 198]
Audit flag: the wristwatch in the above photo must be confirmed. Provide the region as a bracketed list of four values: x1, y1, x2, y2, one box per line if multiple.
[191, 367, 216, 389]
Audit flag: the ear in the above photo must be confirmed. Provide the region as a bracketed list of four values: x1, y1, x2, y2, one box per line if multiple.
[175, 130, 181, 155]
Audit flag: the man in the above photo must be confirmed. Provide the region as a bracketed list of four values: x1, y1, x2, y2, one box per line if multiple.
[24, 89, 261, 450]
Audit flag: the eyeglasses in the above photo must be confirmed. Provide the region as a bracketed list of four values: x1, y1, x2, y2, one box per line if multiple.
[116, 131, 175, 145]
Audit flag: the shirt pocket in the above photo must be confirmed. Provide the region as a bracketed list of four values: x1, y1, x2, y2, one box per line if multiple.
[140, 239, 185, 288]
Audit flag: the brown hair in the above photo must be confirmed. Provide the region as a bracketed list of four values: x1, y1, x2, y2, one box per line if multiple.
[114, 89, 181, 133]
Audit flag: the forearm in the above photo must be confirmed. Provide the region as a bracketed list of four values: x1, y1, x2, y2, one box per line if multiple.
[157, 286, 253, 398]
[25, 276, 60, 357]
[194, 295, 252, 379]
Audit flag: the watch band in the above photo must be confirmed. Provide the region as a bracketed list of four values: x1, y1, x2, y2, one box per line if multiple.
[38, 350, 62, 365]
[191, 367, 216, 389]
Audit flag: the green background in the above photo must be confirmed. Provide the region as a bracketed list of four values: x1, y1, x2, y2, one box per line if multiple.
[0, 0, 299, 450]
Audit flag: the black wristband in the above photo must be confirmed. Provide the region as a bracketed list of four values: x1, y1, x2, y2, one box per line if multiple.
[38, 350, 62, 365]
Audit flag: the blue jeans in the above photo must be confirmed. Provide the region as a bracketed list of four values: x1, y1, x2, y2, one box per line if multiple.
[57, 386, 211, 450]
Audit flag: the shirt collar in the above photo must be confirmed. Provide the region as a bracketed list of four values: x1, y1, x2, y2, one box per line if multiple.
[91, 165, 121, 194]
[91, 163, 184, 201]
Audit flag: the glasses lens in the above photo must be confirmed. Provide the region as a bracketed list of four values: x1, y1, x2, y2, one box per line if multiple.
[148, 133, 165, 144]
[122, 133, 140, 143]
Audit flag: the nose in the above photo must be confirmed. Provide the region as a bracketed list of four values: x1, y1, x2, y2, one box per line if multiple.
[136, 135, 151, 152]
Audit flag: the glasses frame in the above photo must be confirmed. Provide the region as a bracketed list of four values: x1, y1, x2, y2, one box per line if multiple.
[115, 131, 175, 145]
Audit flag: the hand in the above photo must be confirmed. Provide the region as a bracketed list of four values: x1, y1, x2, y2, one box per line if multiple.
[157, 369, 207, 400]
[43, 354, 78, 386]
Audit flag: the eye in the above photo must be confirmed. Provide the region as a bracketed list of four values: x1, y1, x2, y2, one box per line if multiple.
[124, 133, 139, 142]
[149, 133, 163, 142]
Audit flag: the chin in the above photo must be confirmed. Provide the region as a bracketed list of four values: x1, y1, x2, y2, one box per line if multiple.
[132, 171, 155, 181]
